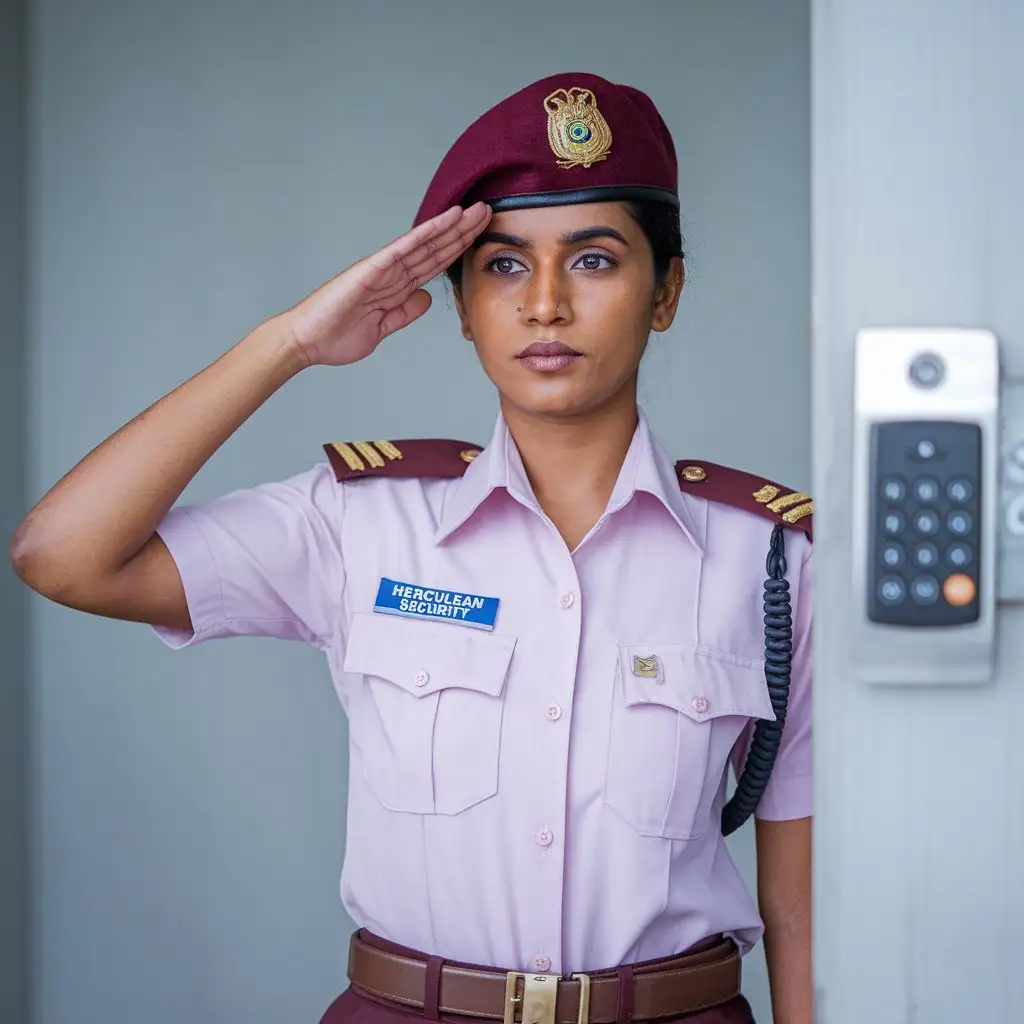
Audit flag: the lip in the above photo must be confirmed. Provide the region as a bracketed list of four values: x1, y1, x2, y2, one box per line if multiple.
[518, 341, 582, 358]
[517, 340, 585, 374]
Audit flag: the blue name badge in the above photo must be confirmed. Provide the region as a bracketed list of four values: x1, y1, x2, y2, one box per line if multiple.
[373, 578, 500, 631]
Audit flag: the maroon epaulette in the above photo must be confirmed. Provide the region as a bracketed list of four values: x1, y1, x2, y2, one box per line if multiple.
[323, 439, 484, 482]
[675, 460, 813, 540]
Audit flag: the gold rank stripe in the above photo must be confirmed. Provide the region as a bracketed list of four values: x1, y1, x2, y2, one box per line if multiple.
[331, 442, 365, 472]
[782, 501, 814, 524]
[374, 440, 403, 461]
[330, 440, 404, 473]
[766, 491, 811, 513]
[752, 485, 781, 504]
[352, 441, 386, 469]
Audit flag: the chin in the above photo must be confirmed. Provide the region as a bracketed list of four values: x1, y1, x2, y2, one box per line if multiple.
[501, 381, 606, 419]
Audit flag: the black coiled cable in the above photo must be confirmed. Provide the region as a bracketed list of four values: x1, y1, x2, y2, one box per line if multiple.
[721, 523, 792, 836]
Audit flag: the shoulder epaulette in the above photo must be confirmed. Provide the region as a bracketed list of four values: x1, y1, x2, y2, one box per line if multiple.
[323, 439, 483, 482]
[674, 460, 813, 540]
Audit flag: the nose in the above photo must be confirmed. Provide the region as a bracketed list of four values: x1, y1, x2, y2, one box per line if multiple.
[520, 261, 570, 325]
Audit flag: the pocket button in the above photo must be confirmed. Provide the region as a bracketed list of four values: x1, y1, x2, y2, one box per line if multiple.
[413, 669, 430, 687]
[691, 695, 709, 714]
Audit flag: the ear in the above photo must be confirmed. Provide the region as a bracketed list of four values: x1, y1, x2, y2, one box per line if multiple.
[650, 256, 685, 333]
[452, 287, 474, 342]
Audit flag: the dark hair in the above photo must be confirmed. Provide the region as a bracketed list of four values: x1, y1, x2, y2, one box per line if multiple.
[444, 199, 684, 294]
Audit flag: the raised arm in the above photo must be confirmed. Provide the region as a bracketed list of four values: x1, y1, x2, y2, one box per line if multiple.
[8, 203, 491, 630]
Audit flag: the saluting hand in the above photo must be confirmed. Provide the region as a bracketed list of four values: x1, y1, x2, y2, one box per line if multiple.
[282, 202, 492, 368]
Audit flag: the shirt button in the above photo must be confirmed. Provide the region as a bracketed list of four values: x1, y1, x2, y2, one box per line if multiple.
[545, 704, 563, 722]
[532, 954, 552, 973]
[691, 695, 709, 714]
[535, 827, 554, 848]
[559, 591, 575, 609]
[414, 670, 430, 687]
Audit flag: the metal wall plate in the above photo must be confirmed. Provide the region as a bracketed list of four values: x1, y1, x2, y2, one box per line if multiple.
[852, 327, 999, 685]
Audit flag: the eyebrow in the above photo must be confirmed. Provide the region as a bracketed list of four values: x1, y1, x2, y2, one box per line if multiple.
[471, 226, 631, 250]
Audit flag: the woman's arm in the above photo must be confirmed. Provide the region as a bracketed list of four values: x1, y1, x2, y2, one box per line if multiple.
[756, 815, 813, 1024]
[8, 203, 490, 629]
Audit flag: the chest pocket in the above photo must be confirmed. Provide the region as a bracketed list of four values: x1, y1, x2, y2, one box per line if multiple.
[604, 643, 775, 841]
[343, 612, 517, 815]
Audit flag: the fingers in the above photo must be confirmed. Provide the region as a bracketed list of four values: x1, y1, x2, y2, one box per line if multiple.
[372, 209, 491, 305]
[370, 202, 491, 284]
[403, 211, 489, 280]
[378, 287, 433, 339]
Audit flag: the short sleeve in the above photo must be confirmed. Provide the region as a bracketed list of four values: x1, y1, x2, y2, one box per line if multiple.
[151, 461, 345, 651]
[731, 542, 813, 821]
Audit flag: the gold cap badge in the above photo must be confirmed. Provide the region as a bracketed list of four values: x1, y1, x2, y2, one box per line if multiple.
[544, 87, 613, 169]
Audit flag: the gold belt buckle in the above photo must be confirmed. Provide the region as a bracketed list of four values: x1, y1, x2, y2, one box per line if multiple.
[503, 971, 591, 1024]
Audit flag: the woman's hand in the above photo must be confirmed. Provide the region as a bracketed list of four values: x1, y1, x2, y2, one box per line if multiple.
[283, 202, 491, 368]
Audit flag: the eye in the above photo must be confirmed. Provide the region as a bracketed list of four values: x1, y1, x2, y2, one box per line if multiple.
[484, 254, 527, 276]
[574, 252, 616, 272]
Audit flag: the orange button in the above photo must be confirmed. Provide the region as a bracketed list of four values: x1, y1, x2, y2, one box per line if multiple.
[943, 573, 976, 607]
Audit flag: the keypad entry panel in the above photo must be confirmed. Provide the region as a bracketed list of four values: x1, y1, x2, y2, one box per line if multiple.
[869, 421, 981, 626]
[852, 326, 998, 685]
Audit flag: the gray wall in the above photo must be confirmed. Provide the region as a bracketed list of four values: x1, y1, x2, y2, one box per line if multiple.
[28, 2, 809, 1022]
[812, 0, 1024, 1020]
[1, 0, 29, 1021]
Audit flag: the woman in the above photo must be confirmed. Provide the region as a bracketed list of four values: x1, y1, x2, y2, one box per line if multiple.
[10, 74, 812, 1023]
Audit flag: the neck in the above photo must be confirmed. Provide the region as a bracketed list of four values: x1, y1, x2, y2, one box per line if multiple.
[499, 385, 640, 541]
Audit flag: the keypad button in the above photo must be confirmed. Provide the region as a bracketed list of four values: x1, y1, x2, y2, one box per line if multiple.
[916, 439, 937, 459]
[913, 509, 940, 535]
[881, 542, 905, 568]
[947, 510, 972, 536]
[910, 575, 940, 605]
[947, 477, 973, 503]
[881, 477, 906, 502]
[878, 576, 906, 606]
[912, 542, 939, 568]
[947, 542, 973, 568]
[882, 510, 906, 535]
[913, 476, 941, 503]
[943, 573, 976, 607]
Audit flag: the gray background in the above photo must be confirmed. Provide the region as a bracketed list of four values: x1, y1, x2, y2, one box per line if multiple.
[1, 0, 29, 1021]
[13, 1, 810, 1021]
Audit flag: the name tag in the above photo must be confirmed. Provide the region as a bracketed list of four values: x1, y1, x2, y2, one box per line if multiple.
[373, 577, 500, 631]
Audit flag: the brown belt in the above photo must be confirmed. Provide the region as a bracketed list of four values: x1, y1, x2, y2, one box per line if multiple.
[347, 930, 741, 1023]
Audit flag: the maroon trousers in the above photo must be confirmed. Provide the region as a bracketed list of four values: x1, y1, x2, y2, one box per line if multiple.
[319, 932, 756, 1024]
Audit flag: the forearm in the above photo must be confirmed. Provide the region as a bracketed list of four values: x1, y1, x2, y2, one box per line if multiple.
[755, 815, 813, 1024]
[763, 906, 812, 1024]
[9, 317, 305, 593]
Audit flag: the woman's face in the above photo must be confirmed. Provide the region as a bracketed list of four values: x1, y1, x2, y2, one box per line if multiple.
[454, 202, 683, 420]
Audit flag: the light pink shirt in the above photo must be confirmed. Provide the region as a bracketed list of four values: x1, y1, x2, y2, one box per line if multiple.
[153, 408, 813, 974]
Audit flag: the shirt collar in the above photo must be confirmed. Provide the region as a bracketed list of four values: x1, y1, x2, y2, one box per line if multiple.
[434, 408, 705, 553]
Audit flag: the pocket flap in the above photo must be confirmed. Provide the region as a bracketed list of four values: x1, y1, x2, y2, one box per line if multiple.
[617, 643, 775, 723]
[344, 611, 517, 698]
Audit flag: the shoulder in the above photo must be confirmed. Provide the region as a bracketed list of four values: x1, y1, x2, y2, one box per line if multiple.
[322, 438, 483, 482]
[674, 459, 813, 541]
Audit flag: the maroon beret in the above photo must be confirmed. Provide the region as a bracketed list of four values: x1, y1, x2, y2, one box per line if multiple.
[413, 72, 678, 227]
